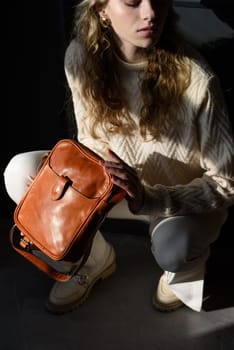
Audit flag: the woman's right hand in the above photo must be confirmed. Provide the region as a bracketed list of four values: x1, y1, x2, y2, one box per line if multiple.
[100, 149, 145, 214]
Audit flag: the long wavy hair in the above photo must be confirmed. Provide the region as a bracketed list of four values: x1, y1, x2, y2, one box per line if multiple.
[71, 0, 191, 140]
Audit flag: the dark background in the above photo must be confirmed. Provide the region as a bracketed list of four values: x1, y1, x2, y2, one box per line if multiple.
[5, 1, 78, 217]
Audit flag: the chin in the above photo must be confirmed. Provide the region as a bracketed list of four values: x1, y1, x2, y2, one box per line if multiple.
[141, 41, 155, 49]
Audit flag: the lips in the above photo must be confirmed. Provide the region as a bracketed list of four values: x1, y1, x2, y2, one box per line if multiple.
[137, 26, 156, 38]
[137, 25, 155, 32]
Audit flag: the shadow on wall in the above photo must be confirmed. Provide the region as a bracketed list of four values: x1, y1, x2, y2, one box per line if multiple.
[201, 0, 234, 29]
[175, 1, 234, 129]
[199, 0, 234, 130]
[201, 37, 234, 131]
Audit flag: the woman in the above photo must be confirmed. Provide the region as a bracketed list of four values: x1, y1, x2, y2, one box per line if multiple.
[4, 0, 234, 314]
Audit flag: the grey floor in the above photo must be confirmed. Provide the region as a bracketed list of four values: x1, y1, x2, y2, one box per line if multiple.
[1, 215, 234, 350]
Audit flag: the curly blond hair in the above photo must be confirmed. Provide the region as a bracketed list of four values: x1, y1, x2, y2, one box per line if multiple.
[71, 0, 191, 140]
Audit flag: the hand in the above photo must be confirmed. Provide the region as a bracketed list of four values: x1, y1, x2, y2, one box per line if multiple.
[101, 149, 145, 214]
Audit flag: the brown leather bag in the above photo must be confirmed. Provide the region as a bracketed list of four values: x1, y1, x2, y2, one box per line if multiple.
[10, 139, 125, 281]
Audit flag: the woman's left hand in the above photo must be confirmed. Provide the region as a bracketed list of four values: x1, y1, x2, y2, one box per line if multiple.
[100, 149, 145, 214]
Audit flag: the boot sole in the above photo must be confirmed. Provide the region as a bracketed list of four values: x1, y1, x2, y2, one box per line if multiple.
[152, 294, 184, 312]
[46, 248, 116, 314]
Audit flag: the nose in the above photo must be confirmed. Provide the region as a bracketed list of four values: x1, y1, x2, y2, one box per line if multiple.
[140, 0, 156, 21]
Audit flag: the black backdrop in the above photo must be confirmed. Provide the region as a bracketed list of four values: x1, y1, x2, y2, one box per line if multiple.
[4, 1, 78, 217]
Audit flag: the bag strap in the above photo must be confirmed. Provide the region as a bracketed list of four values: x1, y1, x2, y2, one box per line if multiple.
[9, 224, 91, 282]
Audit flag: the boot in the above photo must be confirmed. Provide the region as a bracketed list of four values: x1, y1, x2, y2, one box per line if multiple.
[46, 231, 116, 314]
[152, 273, 184, 312]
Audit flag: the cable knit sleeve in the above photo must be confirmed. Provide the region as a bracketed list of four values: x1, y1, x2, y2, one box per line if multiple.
[139, 75, 234, 217]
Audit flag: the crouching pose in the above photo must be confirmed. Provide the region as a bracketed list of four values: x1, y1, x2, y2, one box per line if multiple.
[4, 0, 234, 314]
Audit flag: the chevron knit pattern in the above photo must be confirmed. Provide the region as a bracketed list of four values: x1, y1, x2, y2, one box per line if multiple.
[65, 40, 234, 218]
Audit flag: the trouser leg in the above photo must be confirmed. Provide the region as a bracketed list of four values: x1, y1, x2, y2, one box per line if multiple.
[150, 210, 228, 311]
[3, 150, 49, 204]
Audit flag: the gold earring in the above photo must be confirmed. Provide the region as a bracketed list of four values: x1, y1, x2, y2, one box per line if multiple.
[100, 15, 110, 28]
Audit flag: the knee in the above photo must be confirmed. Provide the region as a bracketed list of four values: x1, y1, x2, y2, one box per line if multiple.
[152, 232, 189, 272]
[4, 153, 33, 204]
[4, 154, 22, 194]
[151, 225, 207, 273]
[4, 154, 23, 179]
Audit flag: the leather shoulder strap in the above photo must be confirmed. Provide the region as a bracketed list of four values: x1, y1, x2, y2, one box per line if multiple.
[9, 225, 90, 282]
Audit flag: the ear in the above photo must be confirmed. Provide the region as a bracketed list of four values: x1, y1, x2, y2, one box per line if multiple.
[95, 2, 106, 17]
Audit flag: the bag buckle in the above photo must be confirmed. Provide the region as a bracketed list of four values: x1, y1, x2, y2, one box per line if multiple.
[20, 235, 32, 251]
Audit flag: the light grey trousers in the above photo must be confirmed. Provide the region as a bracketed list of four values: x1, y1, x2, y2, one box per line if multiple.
[4, 150, 228, 311]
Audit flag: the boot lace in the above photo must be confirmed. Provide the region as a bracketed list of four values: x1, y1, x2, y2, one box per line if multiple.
[74, 273, 89, 286]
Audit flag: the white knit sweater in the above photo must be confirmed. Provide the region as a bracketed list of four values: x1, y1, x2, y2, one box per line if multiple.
[64, 39, 234, 218]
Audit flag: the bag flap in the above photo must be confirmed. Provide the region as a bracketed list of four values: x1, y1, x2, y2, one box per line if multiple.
[48, 139, 112, 198]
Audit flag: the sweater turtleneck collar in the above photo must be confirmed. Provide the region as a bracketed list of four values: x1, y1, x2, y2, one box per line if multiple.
[114, 52, 147, 71]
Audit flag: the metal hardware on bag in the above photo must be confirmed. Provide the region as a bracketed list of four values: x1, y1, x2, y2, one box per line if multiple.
[20, 236, 32, 251]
